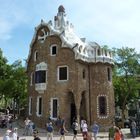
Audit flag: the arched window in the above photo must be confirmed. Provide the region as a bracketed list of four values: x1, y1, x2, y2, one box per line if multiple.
[98, 96, 107, 116]
[83, 69, 86, 79]
[50, 44, 57, 56]
[34, 51, 38, 61]
[30, 72, 34, 86]
[51, 98, 58, 119]
[107, 67, 111, 81]
[29, 97, 32, 115]
[36, 96, 42, 116]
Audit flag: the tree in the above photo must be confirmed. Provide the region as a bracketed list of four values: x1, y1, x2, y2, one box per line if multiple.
[113, 47, 140, 127]
[9, 60, 28, 116]
[0, 48, 10, 108]
[0, 49, 27, 116]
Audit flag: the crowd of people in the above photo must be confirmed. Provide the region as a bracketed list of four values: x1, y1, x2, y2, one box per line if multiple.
[3, 128, 19, 140]
[0, 112, 13, 129]
[2, 115, 138, 140]
[109, 119, 137, 140]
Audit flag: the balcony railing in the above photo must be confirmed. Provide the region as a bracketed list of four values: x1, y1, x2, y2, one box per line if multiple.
[35, 83, 46, 92]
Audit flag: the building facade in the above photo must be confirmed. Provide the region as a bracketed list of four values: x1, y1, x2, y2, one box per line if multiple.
[27, 5, 115, 129]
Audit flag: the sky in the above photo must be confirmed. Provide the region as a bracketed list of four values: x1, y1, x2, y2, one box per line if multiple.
[0, 0, 140, 64]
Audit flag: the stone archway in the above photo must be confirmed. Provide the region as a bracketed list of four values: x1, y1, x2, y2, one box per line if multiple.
[68, 92, 77, 125]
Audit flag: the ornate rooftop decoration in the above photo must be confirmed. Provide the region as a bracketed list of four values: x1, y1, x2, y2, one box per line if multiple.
[28, 5, 114, 65]
[58, 5, 65, 13]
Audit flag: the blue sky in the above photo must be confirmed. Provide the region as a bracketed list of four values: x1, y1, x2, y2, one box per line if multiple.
[0, 0, 140, 64]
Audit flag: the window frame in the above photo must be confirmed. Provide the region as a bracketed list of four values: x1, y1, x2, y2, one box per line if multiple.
[107, 67, 111, 81]
[50, 98, 58, 119]
[57, 65, 69, 82]
[36, 96, 43, 117]
[35, 70, 46, 83]
[98, 96, 107, 116]
[50, 44, 57, 56]
[29, 97, 32, 115]
[34, 50, 38, 62]
[30, 72, 34, 86]
[82, 69, 86, 79]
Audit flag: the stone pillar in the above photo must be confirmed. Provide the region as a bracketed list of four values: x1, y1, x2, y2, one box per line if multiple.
[76, 107, 80, 127]
[85, 92, 90, 125]
[74, 93, 81, 130]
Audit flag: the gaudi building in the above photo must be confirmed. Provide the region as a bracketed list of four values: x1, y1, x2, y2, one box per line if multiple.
[27, 5, 115, 129]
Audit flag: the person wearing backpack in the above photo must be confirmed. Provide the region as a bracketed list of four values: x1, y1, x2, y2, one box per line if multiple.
[72, 119, 79, 140]
[92, 121, 99, 140]
[46, 122, 53, 140]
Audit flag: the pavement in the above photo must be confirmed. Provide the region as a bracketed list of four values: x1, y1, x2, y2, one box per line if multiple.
[0, 119, 140, 140]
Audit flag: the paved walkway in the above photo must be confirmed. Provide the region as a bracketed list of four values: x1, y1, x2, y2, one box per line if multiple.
[0, 119, 139, 140]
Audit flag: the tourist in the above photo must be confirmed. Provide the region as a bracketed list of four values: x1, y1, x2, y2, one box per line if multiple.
[28, 120, 35, 135]
[80, 117, 85, 132]
[114, 127, 121, 140]
[56, 116, 62, 132]
[12, 128, 19, 140]
[3, 129, 11, 140]
[23, 117, 30, 135]
[131, 120, 136, 138]
[46, 121, 53, 140]
[118, 126, 124, 140]
[81, 120, 88, 140]
[72, 119, 79, 140]
[59, 120, 68, 140]
[109, 122, 116, 140]
[92, 121, 99, 140]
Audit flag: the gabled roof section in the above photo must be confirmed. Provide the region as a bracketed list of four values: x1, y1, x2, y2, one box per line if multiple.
[27, 5, 114, 65]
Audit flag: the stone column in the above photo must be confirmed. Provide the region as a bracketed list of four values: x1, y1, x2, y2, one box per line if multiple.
[85, 92, 90, 125]
[74, 93, 81, 130]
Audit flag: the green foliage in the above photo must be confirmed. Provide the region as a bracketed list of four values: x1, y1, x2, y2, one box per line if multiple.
[0, 49, 28, 110]
[113, 47, 140, 115]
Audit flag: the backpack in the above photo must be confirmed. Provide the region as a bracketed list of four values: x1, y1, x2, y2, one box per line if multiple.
[47, 125, 53, 132]
[72, 122, 78, 130]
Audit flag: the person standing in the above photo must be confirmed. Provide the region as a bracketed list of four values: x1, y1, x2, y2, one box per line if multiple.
[46, 122, 53, 140]
[131, 120, 136, 138]
[28, 120, 35, 136]
[80, 118, 85, 132]
[23, 117, 30, 135]
[3, 130, 11, 140]
[12, 128, 19, 140]
[59, 120, 68, 140]
[81, 120, 88, 140]
[92, 121, 99, 140]
[72, 119, 79, 140]
[118, 127, 124, 140]
[56, 116, 63, 130]
[114, 127, 122, 140]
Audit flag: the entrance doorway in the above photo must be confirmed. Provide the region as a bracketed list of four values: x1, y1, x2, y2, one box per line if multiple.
[80, 92, 86, 120]
[71, 103, 76, 125]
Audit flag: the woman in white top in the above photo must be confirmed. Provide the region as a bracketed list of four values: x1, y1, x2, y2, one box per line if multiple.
[12, 128, 18, 140]
[81, 120, 88, 140]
